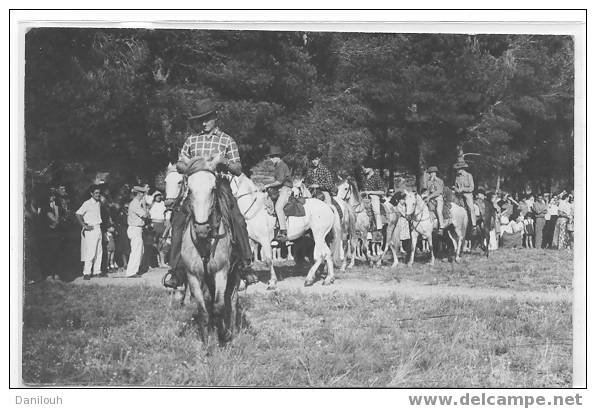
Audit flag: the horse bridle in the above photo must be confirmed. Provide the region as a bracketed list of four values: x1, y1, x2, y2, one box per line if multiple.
[407, 193, 431, 233]
[187, 169, 228, 272]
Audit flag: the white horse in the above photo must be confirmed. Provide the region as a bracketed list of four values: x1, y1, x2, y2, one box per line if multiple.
[336, 178, 372, 268]
[403, 190, 468, 266]
[229, 174, 278, 287]
[231, 173, 342, 286]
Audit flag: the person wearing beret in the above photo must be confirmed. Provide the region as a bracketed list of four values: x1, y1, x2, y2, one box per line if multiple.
[453, 160, 477, 228]
[425, 166, 446, 232]
[163, 98, 258, 289]
[75, 185, 103, 280]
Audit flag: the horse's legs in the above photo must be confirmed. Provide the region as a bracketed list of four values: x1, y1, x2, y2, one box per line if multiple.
[286, 242, 294, 261]
[427, 233, 435, 265]
[187, 272, 209, 343]
[260, 240, 277, 290]
[408, 230, 418, 267]
[213, 269, 232, 345]
[224, 265, 241, 335]
[305, 234, 333, 286]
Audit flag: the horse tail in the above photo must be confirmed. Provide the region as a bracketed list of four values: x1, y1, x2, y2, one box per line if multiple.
[329, 207, 343, 266]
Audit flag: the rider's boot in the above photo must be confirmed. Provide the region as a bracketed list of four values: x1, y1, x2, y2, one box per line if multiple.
[275, 229, 288, 242]
[163, 267, 184, 289]
[239, 260, 259, 286]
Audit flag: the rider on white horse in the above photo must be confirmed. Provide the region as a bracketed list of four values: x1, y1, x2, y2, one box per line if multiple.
[305, 149, 335, 203]
[262, 145, 292, 242]
[425, 166, 446, 233]
[162, 98, 258, 289]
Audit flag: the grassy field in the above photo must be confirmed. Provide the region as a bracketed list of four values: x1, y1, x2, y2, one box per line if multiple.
[333, 248, 573, 292]
[22, 254, 573, 388]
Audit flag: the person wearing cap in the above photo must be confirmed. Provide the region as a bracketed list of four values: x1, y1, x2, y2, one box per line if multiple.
[262, 145, 292, 242]
[362, 165, 386, 233]
[425, 166, 446, 232]
[453, 160, 476, 227]
[305, 149, 335, 203]
[164, 98, 257, 289]
[75, 185, 103, 280]
[124, 185, 149, 278]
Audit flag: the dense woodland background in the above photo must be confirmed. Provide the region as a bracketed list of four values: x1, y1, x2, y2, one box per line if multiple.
[25, 28, 574, 200]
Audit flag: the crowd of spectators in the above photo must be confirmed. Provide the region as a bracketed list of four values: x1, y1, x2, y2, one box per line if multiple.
[24, 180, 172, 284]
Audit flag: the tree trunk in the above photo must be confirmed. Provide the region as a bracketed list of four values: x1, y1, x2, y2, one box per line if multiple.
[417, 139, 427, 192]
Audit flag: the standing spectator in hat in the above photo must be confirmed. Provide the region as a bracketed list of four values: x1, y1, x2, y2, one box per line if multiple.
[532, 193, 548, 248]
[263, 145, 293, 242]
[305, 149, 335, 203]
[424, 166, 446, 232]
[75, 185, 103, 280]
[42, 188, 65, 280]
[124, 185, 149, 278]
[453, 160, 476, 228]
[149, 190, 168, 267]
[163, 98, 258, 289]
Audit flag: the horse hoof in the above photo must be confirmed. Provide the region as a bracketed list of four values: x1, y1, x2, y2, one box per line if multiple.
[322, 277, 335, 286]
[455, 257, 461, 263]
[267, 281, 277, 290]
[304, 279, 314, 287]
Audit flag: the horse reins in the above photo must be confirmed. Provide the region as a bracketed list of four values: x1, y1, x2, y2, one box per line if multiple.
[187, 169, 229, 273]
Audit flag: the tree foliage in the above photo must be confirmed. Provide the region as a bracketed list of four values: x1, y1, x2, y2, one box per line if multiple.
[25, 29, 574, 194]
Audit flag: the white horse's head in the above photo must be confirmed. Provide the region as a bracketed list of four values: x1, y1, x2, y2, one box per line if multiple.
[164, 163, 184, 203]
[230, 173, 257, 197]
[337, 177, 359, 204]
[404, 190, 419, 216]
[186, 155, 224, 235]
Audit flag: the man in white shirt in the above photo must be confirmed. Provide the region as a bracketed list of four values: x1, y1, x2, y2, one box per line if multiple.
[75, 185, 103, 280]
[125, 185, 149, 278]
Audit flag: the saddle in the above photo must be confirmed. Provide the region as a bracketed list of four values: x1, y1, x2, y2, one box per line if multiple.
[284, 196, 306, 217]
[427, 197, 452, 221]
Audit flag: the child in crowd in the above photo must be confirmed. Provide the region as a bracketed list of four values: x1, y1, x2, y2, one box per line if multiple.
[106, 225, 117, 270]
[523, 213, 535, 249]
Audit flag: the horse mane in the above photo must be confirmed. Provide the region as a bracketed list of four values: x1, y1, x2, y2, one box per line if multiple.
[185, 155, 224, 176]
[347, 178, 361, 204]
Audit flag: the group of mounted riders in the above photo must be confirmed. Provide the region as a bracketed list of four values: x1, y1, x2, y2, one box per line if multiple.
[162, 98, 483, 292]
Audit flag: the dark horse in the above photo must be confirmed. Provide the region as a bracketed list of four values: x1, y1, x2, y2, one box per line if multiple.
[180, 155, 242, 344]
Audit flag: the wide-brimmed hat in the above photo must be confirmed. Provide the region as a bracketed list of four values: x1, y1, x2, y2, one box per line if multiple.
[152, 190, 163, 198]
[476, 187, 486, 195]
[427, 166, 439, 173]
[133, 185, 149, 194]
[453, 161, 469, 169]
[266, 145, 283, 157]
[188, 98, 218, 121]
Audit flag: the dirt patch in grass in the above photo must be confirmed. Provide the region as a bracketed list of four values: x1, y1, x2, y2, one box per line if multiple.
[21, 283, 572, 387]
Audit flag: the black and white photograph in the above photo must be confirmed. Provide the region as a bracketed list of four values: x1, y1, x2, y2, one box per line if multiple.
[10, 10, 586, 393]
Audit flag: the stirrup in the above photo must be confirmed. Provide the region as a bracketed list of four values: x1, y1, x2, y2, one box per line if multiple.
[162, 270, 179, 289]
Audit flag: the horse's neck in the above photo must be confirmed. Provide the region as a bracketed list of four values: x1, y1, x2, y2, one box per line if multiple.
[411, 195, 428, 219]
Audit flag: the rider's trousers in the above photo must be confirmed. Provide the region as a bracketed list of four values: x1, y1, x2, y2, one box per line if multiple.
[274, 186, 292, 230]
[462, 192, 477, 226]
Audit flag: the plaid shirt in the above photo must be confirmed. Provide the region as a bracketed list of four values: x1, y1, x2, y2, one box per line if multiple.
[179, 128, 241, 164]
[364, 172, 386, 192]
[306, 164, 334, 192]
